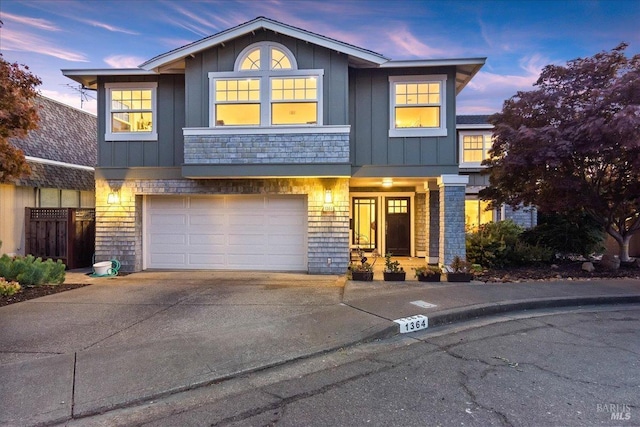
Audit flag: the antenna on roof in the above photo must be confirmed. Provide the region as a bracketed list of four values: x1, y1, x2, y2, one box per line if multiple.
[62, 84, 96, 109]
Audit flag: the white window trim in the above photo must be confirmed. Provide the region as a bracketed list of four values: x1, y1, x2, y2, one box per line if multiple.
[208, 69, 324, 128]
[459, 130, 492, 168]
[234, 41, 298, 71]
[388, 75, 447, 138]
[105, 82, 158, 141]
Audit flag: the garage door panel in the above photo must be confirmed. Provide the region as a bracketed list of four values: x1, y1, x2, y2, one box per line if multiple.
[149, 197, 187, 209]
[146, 195, 306, 270]
[189, 233, 225, 246]
[189, 213, 225, 226]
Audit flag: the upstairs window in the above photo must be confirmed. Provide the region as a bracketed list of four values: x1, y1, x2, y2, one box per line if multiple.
[105, 82, 157, 141]
[210, 42, 323, 127]
[459, 131, 493, 167]
[389, 75, 447, 138]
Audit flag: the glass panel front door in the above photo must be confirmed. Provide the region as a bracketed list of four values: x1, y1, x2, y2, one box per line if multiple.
[352, 198, 377, 250]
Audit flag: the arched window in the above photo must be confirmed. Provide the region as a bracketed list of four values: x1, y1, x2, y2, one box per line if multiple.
[210, 42, 323, 127]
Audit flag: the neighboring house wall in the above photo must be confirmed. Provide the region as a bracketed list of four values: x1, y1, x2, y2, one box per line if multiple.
[1, 96, 97, 256]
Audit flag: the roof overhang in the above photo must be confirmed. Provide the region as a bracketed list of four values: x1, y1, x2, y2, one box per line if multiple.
[456, 124, 494, 130]
[61, 69, 157, 89]
[380, 57, 486, 94]
[141, 16, 389, 72]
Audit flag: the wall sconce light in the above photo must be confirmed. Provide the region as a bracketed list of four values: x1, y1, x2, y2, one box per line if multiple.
[107, 192, 120, 205]
[323, 189, 334, 212]
[382, 178, 393, 188]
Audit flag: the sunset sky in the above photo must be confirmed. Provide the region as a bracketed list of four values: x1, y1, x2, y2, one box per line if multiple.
[1, 0, 638, 115]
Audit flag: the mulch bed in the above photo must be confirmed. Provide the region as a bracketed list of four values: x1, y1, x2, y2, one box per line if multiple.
[1, 262, 639, 307]
[0, 283, 91, 307]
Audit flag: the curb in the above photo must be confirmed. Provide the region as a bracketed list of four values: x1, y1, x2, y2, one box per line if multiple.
[401, 294, 640, 331]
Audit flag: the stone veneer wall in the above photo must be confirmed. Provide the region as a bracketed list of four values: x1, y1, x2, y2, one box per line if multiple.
[95, 178, 350, 274]
[501, 205, 538, 229]
[428, 190, 440, 260]
[184, 133, 349, 164]
[439, 185, 466, 266]
[414, 192, 426, 254]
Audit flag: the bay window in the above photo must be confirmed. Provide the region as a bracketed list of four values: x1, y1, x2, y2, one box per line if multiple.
[209, 41, 323, 127]
[105, 82, 157, 141]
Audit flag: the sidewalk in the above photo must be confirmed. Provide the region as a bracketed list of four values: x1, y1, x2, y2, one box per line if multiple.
[0, 270, 639, 426]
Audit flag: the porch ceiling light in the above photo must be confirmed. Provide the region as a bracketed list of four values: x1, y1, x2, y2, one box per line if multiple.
[382, 178, 393, 188]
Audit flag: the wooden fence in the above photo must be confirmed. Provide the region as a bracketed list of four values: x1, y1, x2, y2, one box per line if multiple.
[24, 208, 95, 269]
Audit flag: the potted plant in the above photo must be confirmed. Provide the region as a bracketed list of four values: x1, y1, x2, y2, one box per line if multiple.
[350, 251, 375, 281]
[414, 264, 442, 282]
[444, 256, 474, 282]
[383, 253, 405, 281]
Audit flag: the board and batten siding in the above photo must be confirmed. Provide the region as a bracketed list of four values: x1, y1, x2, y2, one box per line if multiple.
[184, 31, 349, 128]
[97, 74, 185, 168]
[349, 67, 458, 169]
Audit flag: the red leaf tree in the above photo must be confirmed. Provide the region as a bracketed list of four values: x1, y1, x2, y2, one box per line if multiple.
[481, 44, 640, 261]
[0, 54, 42, 183]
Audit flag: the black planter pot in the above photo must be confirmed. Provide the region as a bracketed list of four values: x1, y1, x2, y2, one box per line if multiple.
[445, 272, 473, 282]
[352, 271, 374, 281]
[417, 274, 441, 282]
[383, 272, 406, 281]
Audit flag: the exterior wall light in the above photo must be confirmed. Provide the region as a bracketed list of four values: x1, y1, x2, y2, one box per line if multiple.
[107, 192, 120, 205]
[323, 189, 334, 212]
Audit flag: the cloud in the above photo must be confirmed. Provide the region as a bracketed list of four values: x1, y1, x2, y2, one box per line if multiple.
[384, 25, 447, 58]
[1, 12, 61, 31]
[104, 55, 145, 68]
[1, 28, 88, 62]
[467, 54, 548, 93]
[78, 19, 140, 35]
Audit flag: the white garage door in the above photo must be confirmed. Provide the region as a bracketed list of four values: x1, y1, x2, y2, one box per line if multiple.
[145, 195, 307, 271]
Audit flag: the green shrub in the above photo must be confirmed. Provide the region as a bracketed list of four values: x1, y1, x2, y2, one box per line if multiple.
[0, 278, 21, 296]
[521, 212, 605, 257]
[466, 220, 553, 267]
[0, 254, 65, 286]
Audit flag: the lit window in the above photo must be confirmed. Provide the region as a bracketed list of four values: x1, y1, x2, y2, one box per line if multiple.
[210, 42, 323, 127]
[214, 79, 260, 126]
[353, 198, 377, 250]
[465, 199, 494, 231]
[460, 131, 493, 166]
[271, 48, 292, 70]
[389, 75, 447, 138]
[271, 77, 317, 125]
[105, 82, 157, 141]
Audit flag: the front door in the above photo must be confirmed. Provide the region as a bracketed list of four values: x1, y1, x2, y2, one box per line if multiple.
[385, 197, 410, 256]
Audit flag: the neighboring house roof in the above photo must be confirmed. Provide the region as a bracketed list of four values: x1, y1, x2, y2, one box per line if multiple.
[456, 114, 494, 129]
[9, 96, 97, 191]
[63, 16, 485, 94]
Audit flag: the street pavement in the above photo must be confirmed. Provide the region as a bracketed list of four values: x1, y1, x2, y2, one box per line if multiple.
[0, 269, 639, 426]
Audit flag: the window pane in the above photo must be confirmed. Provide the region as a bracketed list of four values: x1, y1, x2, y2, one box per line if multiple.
[40, 188, 59, 207]
[112, 111, 153, 133]
[271, 48, 292, 69]
[463, 135, 484, 162]
[216, 79, 260, 103]
[272, 102, 317, 125]
[216, 104, 260, 126]
[61, 190, 79, 208]
[465, 200, 492, 231]
[272, 77, 318, 101]
[240, 49, 260, 70]
[395, 106, 439, 128]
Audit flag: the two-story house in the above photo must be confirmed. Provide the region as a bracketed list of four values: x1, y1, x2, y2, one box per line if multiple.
[63, 17, 486, 274]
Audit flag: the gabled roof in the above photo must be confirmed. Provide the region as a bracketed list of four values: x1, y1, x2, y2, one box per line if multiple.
[9, 96, 96, 191]
[141, 16, 389, 72]
[63, 16, 485, 94]
[456, 114, 494, 129]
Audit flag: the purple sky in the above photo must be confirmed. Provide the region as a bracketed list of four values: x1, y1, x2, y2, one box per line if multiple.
[1, 0, 638, 115]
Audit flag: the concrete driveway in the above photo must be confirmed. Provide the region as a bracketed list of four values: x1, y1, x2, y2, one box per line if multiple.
[0, 271, 391, 426]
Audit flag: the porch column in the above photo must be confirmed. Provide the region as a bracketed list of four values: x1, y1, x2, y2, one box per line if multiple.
[423, 181, 439, 264]
[438, 174, 469, 267]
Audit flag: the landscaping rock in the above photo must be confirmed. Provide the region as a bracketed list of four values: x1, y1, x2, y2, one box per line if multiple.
[581, 262, 595, 273]
[600, 254, 621, 270]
